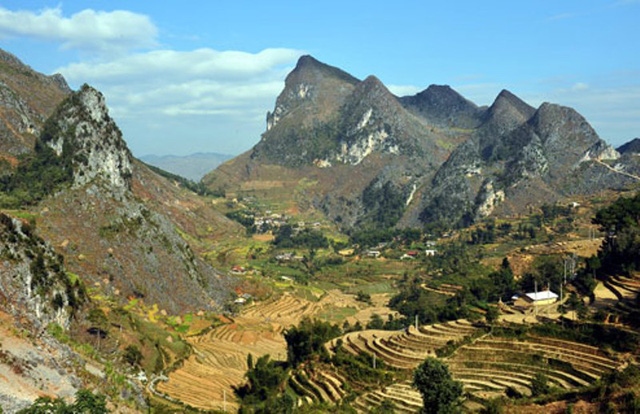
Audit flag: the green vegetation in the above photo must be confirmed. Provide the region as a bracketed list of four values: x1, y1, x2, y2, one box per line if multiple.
[360, 180, 406, 229]
[17, 389, 108, 414]
[0, 140, 75, 208]
[413, 357, 463, 414]
[593, 192, 640, 275]
[274, 224, 329, 249]
[234, 355, 292, 414]
[284, 317, 341, 367]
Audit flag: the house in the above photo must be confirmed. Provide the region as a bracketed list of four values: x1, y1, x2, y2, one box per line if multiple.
[401, 253, 415, 260]
[425, 249, 437, 256]
[230, 265, 246, 274]
[521, 290, 559, 306]
[366, 250, 381, 258]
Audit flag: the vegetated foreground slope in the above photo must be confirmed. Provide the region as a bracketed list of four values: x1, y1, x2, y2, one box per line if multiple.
[205, 55, 640, 232]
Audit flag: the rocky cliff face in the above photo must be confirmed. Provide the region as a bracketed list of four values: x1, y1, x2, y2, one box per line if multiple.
[31, 86, 235, 314]
[0, 49, 238, 315]
[418, 97, 622, 226]
[41, 84, 133, 192]
[0, 213, 82, 331]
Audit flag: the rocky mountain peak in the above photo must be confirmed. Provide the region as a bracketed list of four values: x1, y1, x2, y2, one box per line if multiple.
[266, 55, 359, 132]
[527, 102, 612, 162]
[42, 84, 133, 192]
[487, 89, 535, 121]
[290, 55, 360, 85]
[399, 84, 482, 128]
[617, 138, 640, 155]
[476, 89, 536, 142]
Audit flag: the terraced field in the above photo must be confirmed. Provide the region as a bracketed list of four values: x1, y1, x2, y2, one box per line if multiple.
[157, 289, 395, 410]
[157, 292, 318, 411]
[447, 334, 620, 399]
[288, 366, 348, 407]
[331, 319, 622, 412]
[353, 382, 423, 414]
[333, 320, 480, 370]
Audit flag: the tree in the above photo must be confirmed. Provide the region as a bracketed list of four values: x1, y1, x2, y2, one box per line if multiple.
[122, 344, 143, 367]
[283, 317, 341, 367]
[16, 389, 107, 414]
[72, 389, 108, 414]
[413, 357, 463, 414]
[530, 372, 551, 397]
[485, 306, 500, 325]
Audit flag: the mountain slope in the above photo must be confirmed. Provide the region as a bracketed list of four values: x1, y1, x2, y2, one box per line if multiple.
[0, 50, 242, 315]
[206, 55, 465, 230]
[29, 85, 238, 314]
[0, 49, 70, 168]
[206, 55, 638, 231]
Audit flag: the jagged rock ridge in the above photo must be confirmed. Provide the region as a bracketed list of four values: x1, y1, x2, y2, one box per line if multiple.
[31, 85, 235, 314]
[41, 84, 133, 192]
[207, 55, 640, 230]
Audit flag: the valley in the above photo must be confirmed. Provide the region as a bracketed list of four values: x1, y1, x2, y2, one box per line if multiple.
[1, 48, 640, 413]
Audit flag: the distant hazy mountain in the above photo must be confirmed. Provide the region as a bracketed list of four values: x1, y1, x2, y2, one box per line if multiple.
[140, 152, 233, 181]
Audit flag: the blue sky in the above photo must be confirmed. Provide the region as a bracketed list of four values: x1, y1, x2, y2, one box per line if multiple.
[0, 1, 638, 156]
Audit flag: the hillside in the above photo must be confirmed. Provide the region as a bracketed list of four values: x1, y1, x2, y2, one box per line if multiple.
[205, 55, 639, 231]
[0, 49, 70, 170]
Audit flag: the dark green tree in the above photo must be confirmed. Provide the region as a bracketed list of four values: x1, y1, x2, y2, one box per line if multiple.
[413, 357, 463, 414]
[593, 192, 640, 275]
[122, 344, 143, 367]
[284, 317, 341, 367]
[530, 372, 551, 397]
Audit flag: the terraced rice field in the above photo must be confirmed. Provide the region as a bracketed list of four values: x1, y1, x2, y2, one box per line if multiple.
[289, 367, 348, 407]
[353, 382, 423, 414]
[333, 319, 480, 370]
[157, 289, 394, 411]
[447, 334, 620, 399]
[157, 292, 319, 411]
[332, 318, 622, 412]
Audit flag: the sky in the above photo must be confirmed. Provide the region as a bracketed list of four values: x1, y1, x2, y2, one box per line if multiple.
[0, 1, 638, 157]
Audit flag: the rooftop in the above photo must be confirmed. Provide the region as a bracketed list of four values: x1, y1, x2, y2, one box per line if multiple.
[525, 290, 559, 301]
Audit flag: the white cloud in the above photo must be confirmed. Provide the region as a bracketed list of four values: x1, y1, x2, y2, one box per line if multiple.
[571, 82, 589, 91]
[55, 47, 304, 155]
[387, 84, 422, 97]
[0, 7, 157, 54]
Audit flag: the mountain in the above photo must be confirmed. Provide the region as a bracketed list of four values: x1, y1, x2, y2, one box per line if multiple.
[617, 138, 640, 155]
[0, 49, 70, 172]
[205, 56, 468, 229]
[140, 152, 233, 182]
[0, 53, 242, 316]
[205, 55, 639, 231]
[0, 49, 247, 408]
